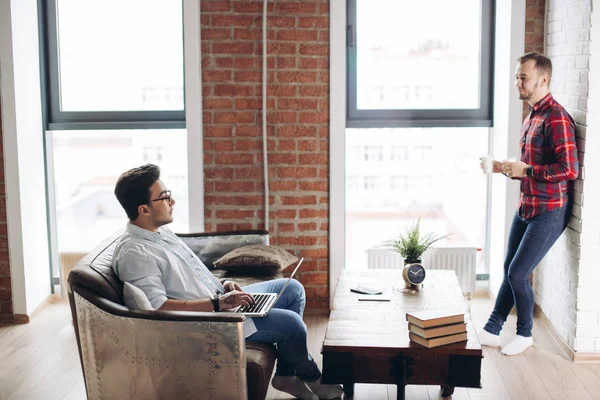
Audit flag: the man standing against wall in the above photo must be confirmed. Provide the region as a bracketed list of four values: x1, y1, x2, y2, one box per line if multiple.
[479, 52, 579, 355]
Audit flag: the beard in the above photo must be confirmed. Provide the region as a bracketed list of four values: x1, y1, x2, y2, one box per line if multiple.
[518, 82, 539, 101]
[518, 91, 531, 101]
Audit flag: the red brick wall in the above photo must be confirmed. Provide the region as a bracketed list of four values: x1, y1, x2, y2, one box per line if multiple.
[201, 0, 330, 310]
[0, 101, 12, 320]
[523, 0, 546, 118]
[525, 0, 545, 54]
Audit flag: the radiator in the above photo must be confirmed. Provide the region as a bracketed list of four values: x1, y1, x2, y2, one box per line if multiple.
[60, 252, 88, 299]
[366, 247, 476, 295]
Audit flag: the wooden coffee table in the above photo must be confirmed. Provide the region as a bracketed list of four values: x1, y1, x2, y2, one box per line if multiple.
[321, 269, 482, 399]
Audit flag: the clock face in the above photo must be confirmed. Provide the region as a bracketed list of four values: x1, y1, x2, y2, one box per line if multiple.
[406, 263, 426, 284]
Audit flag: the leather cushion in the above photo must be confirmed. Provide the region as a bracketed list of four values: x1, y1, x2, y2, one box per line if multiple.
[68, 233, 124, 304]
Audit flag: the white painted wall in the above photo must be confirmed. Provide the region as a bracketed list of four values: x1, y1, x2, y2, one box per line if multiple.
[184, 0, 204, 233]
[489, 0, 526, 297]
[329, 0, 346, 308]
[0, 0, 52, 315]
[537, 0, 599, 354]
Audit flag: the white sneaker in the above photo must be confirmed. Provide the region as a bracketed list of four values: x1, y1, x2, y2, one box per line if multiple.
[478, 329, 500, 347]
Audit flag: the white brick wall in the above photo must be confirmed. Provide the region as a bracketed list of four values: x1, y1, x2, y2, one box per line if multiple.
[534, 0, 600, 354]
[577, 0, 600, 353]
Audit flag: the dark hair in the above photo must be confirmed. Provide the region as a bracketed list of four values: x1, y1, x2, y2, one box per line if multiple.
[114, 164, 161, 221]
[518, 52, 552, 83]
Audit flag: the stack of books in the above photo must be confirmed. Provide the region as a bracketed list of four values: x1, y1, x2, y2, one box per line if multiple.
[406, 308, 468, 348]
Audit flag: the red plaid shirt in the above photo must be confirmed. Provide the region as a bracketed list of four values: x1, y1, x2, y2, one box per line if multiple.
[518, 93, 579, 219]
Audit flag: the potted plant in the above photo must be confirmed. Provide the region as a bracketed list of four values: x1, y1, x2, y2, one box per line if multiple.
[380, 218, 449, 264]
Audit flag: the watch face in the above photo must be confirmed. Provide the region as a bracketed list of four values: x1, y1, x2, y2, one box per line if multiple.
[407, 263, 426, 284]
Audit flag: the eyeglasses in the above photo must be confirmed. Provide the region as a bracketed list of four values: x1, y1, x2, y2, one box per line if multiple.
[151, 190, 172, 203]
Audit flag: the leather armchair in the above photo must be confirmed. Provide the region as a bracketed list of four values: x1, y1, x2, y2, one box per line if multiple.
[68, 230, 279, 400]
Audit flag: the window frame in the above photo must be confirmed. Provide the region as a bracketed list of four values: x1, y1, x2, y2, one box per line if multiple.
[346, 0, 495, 128]
[39, 0, 185, 130]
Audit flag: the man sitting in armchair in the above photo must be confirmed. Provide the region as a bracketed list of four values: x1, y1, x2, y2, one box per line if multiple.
[111, 164, 342, 400]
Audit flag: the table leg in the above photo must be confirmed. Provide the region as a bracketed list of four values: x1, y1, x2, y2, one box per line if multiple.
[343, 382, 354, 396]
[396, 384, 405, 400]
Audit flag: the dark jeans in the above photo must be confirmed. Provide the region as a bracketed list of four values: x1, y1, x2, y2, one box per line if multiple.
[484, 205, 569, 337]
[244, 278, 321, 381]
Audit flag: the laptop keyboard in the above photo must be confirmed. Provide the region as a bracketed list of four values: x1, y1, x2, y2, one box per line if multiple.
[237, 293, 272, 313]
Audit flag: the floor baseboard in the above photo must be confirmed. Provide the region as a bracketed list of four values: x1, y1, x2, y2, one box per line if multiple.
[13, 314, 29, 324]
[0, 294, 60, 325]
[573, 352, 600, 363]
[533, 304, 575, 362]
[533, 304, 600, 363]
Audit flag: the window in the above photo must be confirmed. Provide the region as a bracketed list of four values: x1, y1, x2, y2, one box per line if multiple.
[390, 176, 408, 190]
[410, 176, 433, 191]
[413, 145, 433, 161]
[143, 146, 164, 162]
[345, 127, 488, 270]
[347, 176, 360, 191]
[346, 0, 495, 128]
[39, 0, 192, 292]
[364, 146, 384, 161]
[40, 0, 185, 129]
[390, 145, 409, 161]
[51, 130, 189, 255]
[363, 176, 381, 190]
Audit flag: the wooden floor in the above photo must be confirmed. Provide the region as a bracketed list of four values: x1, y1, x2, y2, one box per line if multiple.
[1, 296, 599, 400]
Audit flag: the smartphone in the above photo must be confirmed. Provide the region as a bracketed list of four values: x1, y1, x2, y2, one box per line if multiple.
[350, 286, 383, 295]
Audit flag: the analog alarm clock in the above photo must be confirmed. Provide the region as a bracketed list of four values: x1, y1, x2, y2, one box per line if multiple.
[402, 263, 426, 286]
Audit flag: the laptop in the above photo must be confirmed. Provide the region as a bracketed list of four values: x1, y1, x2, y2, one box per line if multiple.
[231, 257, 304, 317]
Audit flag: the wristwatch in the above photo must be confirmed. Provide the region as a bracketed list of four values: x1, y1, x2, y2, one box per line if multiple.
[526, 166, 534, 177]
[210, 294, 220, 312]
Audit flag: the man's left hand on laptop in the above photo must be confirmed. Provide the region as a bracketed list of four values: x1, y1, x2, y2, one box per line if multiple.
[220, 290, 255, 310]
[223, 280, 243, 293]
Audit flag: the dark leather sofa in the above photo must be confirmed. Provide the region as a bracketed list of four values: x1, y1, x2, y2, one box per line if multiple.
[67, 230, 280, 400]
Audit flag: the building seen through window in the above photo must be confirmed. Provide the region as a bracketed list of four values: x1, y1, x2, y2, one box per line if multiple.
[52, 130, 189, 255]
[345, 128, 488, 270]
[345, 0, 490, 270]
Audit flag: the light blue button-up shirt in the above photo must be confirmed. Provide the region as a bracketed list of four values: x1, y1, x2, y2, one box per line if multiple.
[112, 223, 256, 337]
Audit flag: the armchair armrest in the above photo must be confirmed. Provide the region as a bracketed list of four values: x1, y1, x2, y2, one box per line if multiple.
[73, 284, 245, 323]
[177, 230, 270, 269]
[73, 290, 247, 400]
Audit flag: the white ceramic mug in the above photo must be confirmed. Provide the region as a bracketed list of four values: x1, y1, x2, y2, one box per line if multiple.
[481, 155, 493, 174]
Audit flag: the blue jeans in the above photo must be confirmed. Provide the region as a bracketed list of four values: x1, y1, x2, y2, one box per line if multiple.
[243, 278, 320, 381]
[484, 205, 569, 337]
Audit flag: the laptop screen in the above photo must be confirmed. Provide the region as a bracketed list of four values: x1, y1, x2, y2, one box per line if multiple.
[273, 257, 304, 301]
